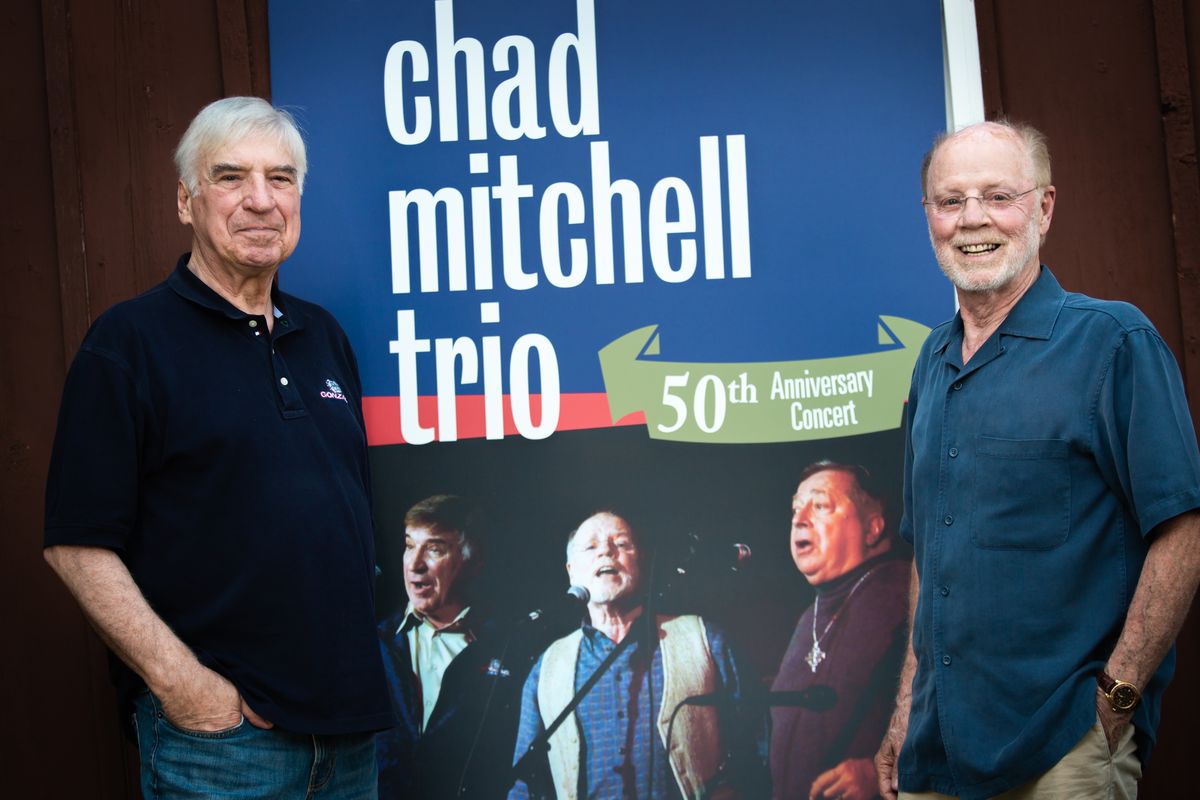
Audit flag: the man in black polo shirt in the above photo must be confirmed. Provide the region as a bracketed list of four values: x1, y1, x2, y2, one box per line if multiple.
[43, 97, 393, 799]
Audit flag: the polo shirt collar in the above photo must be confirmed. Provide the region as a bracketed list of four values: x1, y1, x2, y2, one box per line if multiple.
[932, 265, 1065, 360]
[167, 252, 302, 332]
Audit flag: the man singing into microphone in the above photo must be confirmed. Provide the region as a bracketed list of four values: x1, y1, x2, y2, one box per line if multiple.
[508, 510, 765, 799]
[376, 495, 541, 799]
[771, 462, 911, 800]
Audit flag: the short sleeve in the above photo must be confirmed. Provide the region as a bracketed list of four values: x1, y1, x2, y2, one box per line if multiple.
[44, 345, 146, 550]
[1093, 328, 1200, 536]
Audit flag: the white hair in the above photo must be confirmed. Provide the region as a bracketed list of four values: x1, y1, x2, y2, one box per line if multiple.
[174, 97, 308, 195]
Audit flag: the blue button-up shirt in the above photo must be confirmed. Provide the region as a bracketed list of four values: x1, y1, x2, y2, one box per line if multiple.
[898, 267, 1200, 799]
[509, 618, 752, 799]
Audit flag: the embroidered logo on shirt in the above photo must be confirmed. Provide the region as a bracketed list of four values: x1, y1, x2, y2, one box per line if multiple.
[320, 378, 348, 402]
[484, 658, 510, 678]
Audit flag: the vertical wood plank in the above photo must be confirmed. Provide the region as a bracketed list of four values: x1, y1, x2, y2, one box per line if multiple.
[972, 0, 1005, 119]
[40, 0, 90, 366]
[246, 0, 272, 98]
[120, 1, 194, 294]
[1151, 0, 1200, 416]
[217, 0, 254, 96]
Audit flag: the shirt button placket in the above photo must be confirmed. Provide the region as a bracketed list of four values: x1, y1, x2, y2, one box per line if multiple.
[935, 369, 962, 695]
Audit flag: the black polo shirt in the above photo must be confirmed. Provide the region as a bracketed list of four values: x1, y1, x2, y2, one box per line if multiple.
[45, 254, 393, 735]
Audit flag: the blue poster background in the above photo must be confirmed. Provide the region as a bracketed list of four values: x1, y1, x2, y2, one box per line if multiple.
[270, 1, 950, 410]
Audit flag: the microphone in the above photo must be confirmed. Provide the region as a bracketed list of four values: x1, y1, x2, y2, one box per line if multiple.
[681, 685, 836, 712]
[673, 533, 752, 575]
[526, 585, 591, 623]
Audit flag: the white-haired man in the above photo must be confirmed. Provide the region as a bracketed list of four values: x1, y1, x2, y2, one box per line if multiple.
[508, 511, 765, 799]
[43, 97, 392, 798]
[875, 120, 1200, 800]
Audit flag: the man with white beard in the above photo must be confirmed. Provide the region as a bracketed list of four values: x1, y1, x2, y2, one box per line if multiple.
[875, 121, 1200, 800]
[508, 511, 763, 799]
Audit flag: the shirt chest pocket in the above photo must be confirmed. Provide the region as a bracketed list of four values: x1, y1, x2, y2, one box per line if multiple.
[971, 435, 1071, 549]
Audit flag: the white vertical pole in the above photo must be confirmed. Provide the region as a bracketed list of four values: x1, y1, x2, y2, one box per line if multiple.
[941, 0, 985, 131]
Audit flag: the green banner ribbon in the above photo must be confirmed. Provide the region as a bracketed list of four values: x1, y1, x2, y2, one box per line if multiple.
[598, 316, 930, 443]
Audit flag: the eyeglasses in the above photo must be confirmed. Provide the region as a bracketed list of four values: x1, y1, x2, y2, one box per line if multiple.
[922, 187, 1040, 218]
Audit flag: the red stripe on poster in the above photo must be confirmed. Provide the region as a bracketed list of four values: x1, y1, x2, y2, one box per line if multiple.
[362, 394, 646, 445]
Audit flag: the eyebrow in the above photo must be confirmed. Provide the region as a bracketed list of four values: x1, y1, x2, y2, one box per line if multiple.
[405, 534, 454, 546]
[208, 163, 298, 177]
[209, 162, 245, 176]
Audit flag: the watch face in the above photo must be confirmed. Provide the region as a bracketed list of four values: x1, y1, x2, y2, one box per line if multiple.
[1112, 684, 1139, 710]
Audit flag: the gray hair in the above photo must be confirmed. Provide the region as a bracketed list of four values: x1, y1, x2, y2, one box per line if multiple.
[174, 97, 308, 195]
[565, 510, 638, 559]
[404, 494, 483, 563]
[921, 119, 1052, 197]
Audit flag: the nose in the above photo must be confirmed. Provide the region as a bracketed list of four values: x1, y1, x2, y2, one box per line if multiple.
[242, 173, 275, 211]
[792, 505, 809, 527]
[408, 549, 428, 572]
[958, 195, 990, 227]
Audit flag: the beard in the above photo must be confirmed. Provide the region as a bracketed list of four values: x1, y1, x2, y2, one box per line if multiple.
[933, 212, 1041, 293]
[586, 573, 637, 606]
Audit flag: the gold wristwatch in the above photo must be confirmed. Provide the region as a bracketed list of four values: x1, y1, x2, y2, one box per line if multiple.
[1097, 670, 1141, 713]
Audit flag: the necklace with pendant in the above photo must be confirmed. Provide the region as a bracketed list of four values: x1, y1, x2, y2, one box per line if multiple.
[806, 568, 875, 672]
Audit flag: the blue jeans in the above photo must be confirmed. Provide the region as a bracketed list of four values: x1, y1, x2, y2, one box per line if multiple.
[133, 691, 378, 799]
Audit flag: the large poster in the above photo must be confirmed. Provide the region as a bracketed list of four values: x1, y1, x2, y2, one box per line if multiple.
[271, 1, 951, 796]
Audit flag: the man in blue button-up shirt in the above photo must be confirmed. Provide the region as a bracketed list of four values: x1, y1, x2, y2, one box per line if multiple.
[874, 121, 1200, 800]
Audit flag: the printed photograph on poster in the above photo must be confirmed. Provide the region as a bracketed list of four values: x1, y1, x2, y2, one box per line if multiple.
[269, 1, 953, 797]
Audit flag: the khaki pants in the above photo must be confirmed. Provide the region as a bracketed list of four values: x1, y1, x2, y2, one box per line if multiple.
[900, 715, 1141, 800]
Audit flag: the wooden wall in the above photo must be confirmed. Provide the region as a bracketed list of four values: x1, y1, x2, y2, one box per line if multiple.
[2, 0, 1196, 796]
[3, 2, 269, 796]
[977, 1, 1198, 797]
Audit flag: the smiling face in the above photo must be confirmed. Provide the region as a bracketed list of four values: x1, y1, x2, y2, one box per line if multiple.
[177, 133, 301, 278]
[565, 513, 643, 610]
[790, 469, 885, 586]
[924, 126, 1054, 294]
[403, 525, 468, 627]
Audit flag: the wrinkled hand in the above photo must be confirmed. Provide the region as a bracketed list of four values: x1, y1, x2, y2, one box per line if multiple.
[1095, 688, 1131, 755]
[809, 757, 877, 800]
[874, 721, 905, 800]
[157, 664, 273, 732]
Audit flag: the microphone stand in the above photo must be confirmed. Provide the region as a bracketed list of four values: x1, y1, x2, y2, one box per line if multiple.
[509, 609, 648, 790]
[459, 596, 587, 797]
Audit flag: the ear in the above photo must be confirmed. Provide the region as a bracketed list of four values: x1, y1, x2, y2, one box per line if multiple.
[1037, 184, 1056, 237]
[177, 179, 193, 226]
[865, 513, 886, 548]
